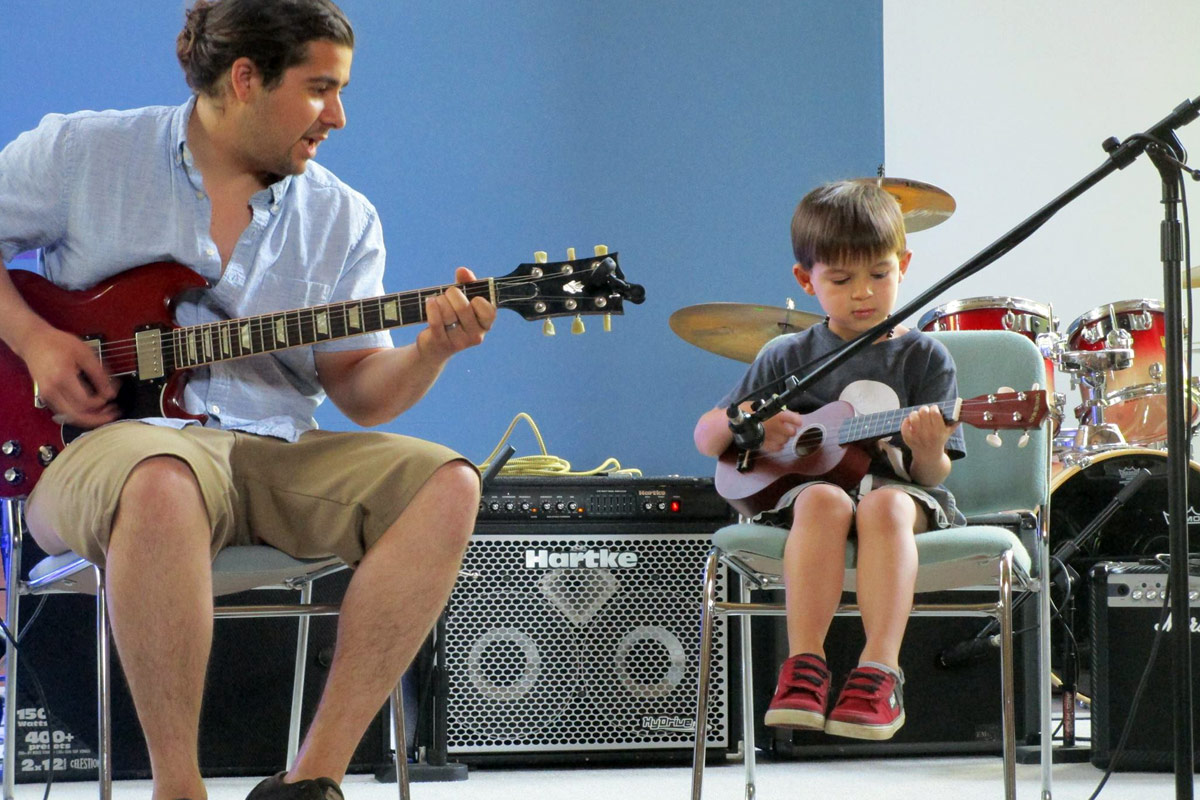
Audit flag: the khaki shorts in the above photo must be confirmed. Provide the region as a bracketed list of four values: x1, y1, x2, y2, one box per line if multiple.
[25, 422, 473, 568]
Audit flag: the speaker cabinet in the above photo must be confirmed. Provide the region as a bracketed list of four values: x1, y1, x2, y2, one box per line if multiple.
[441, 524, 732, 763]
[753, 589, 1037, 757]
[1090, 561, 1200, 771]
[11, 566, 390, 782]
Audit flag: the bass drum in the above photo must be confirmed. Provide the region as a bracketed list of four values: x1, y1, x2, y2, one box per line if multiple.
[1049, 449, 1200, 679]
[1050, 448, 1200, 560]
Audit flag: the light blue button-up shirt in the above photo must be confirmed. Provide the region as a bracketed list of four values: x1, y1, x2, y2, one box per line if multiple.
[0, 98, 393, 441]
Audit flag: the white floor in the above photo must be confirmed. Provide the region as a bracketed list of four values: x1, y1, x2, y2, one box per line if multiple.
[4, 755, 1193, 800]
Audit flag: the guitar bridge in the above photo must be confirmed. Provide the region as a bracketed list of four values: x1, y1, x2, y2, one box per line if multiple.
[736, 448, 755, 473]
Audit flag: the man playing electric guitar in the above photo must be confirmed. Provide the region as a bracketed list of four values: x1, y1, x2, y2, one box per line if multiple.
[694, 181, 966, 743]
[0, 3, 494, 800]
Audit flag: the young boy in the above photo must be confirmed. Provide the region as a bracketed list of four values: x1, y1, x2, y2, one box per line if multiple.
[693, 180, 966, 741]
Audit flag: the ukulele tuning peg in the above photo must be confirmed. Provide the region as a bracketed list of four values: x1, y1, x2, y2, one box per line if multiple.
[1018, 432, 1031, 448]
[603, 314, 612, 332]
[1031, 382, 1041, 392]
[594, 244, 609, 256]
[997, 386, 1014, 394]
[534, 251, 548, 264]
[986, 432, 1003, 448]
[543, 318, 556, 337]
[566, 247, 576, 260]
[571, 315, 585, 335]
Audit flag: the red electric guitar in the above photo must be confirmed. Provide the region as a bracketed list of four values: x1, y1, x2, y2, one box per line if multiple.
[715, 390, 1049, 517]
[0, 253, 643, 497]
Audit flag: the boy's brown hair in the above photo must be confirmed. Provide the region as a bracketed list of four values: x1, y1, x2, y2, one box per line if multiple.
[790, 181, 906, 269]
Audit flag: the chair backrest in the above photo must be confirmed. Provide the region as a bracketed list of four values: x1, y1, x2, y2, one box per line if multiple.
[926, 330, 1050, 517]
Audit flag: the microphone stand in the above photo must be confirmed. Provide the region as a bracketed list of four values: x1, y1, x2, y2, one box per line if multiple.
[1145, 135, 1196, 797]
[727, 95, 1200, 795]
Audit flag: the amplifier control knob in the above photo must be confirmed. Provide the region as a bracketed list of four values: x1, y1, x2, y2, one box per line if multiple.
[555, 502, 566, 512]
[1, 440, 20, 457]
[489, 502, 501, 512]
[3, 468, 24, 486]
[519, 502, 531, 512]
[504, 502, 515, 512]
[37, 445, 58, 466]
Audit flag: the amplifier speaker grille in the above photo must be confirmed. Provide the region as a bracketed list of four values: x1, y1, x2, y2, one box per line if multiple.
[444, 530, 729, 756]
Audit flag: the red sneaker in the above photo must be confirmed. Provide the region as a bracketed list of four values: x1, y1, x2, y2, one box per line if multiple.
[763, 653, 832, 730]
[824, 665, 905, 740]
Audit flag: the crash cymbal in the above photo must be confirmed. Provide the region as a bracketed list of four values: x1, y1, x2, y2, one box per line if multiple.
[852, 177, 956, 232]
[669, 302, 823, 362]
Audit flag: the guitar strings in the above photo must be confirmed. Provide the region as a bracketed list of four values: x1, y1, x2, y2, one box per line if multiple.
[837, 399, 959, 445]
[88, 268, 618, 371]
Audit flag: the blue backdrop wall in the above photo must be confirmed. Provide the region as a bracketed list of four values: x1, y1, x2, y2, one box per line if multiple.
[0, 1, 882, 477]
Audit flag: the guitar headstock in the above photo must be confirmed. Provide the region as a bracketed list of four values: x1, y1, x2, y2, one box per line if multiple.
[494, 249, 645, 326]
[960, 386, 1050, 448]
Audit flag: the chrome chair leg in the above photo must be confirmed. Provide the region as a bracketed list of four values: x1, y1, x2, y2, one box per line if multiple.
[738, 575, 756, 800]
[389, 684, 410, 800]
[95, 568, 112, 800]
[690, 549, 720, 800]
[286, 581, 315, 767]
[998, 552, 1016, 800]
[2, 499, 22, 800]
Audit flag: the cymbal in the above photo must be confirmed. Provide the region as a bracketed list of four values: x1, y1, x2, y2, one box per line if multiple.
[1189, 265, 1200, 288]
[852, 177, 956, 232]
[669, 302, 823, 362]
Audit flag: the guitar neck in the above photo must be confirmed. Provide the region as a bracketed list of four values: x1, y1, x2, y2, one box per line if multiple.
[837, 398, 960, 445]
[129, 279, 497, 373]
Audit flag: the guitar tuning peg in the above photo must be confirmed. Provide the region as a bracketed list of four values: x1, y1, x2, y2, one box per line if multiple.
[997, 385, 1014, 394]
[986, 432, 1003, 448]
[534, 251, 548, 264]
[1018, 432, 1030, 448]
[594, 244, 609, 256]
[1031, 382, 1041, 392]
[543, 318, 556, 337]
[566, 247, 576, 260]
[571, 315, 585, 335]
[603, 313, 612, 332]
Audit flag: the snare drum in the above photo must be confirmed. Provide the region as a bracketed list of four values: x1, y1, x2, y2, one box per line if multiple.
[1065, 299, 1196, 445]
[919, 296, 1059, 426]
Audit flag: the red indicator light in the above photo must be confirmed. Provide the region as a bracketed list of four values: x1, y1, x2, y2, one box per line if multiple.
[670, 500, 681, 513]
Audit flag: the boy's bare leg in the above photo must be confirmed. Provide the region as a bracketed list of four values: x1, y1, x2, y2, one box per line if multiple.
[287, 461, 478, 782]
[782, 484, 854, 657]
[853, 488, 922, 668]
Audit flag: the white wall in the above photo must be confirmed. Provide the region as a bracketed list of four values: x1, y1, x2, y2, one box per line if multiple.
[884, 0, 1200, 430]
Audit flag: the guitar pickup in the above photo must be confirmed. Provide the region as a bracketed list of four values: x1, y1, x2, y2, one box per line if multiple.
[134, 329, 165, 380]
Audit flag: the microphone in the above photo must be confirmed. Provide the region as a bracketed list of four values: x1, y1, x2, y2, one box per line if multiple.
[726, 405, 765, 451]
[936, 634, 1000, 669]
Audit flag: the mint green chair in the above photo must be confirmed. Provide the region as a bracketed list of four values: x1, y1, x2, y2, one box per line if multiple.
[690, 330, 1053, 800]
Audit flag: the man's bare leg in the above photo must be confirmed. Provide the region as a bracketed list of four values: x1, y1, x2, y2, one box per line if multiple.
[104, 457, 215, 800]
[287, 461, 478, 782]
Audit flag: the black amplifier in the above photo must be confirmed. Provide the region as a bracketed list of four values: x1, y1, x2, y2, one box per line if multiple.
[441, 475, 737, 765]
[1089, 561, 1200, 771]
[477, 475, 733, 524]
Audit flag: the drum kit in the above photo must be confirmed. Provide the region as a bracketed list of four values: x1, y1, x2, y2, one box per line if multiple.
[670, 176, 1200, 565]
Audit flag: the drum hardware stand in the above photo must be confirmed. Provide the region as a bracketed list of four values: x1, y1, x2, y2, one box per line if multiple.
[1059, 346, 1134, 452]
[726, 93, 1200, 796]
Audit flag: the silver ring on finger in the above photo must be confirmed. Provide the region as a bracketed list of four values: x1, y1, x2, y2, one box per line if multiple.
[444, 321, 460, 332]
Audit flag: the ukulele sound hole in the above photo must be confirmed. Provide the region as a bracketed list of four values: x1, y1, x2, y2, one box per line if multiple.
[793, 427, 824, 458]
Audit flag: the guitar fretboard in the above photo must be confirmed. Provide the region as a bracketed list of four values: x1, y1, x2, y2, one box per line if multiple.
[143, 280, 495, 372]
[837, 398, 959, 445]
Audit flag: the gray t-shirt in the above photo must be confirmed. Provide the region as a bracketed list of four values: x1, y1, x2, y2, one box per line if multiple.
[719, 323, 967, 524]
